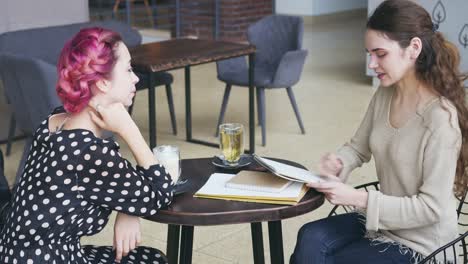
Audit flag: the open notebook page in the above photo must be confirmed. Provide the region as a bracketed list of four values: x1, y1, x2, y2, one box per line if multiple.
[195, 173, 305, 200]
[253, 155, 322, 183]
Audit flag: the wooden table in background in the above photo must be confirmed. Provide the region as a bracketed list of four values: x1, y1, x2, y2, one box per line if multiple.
[130, 39, 256, 152]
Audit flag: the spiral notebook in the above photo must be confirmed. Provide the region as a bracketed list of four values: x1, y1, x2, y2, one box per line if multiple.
[225, 171, 293, 193]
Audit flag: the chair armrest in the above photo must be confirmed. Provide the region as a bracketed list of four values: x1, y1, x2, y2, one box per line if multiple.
[0, 148, 10, 202]
[0, 148, 3, 174]
[420, 231, 468, 263]
[17, 57, 61, 129]
[216, 57, 247, 80]
[0, 54, 60, 130]
[273, 49, 308, 87]
[353, 181, 380, 191]
[0, 54, 61, 185]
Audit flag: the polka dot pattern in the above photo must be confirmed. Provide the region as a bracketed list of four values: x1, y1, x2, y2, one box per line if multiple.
[83, 245, 168, 264]
[0, 107, 174, 263]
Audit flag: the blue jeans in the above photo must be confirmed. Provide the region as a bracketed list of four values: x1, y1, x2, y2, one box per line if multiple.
[290, 213, 414, 264]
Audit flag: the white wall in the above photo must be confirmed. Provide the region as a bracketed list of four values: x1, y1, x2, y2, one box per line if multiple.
[276, 0, 313, 16]
[0, 3, 9, 34]
[0, 0, 89, 34]
[312, 0, 367, 16]
[276, 0, 367, 16]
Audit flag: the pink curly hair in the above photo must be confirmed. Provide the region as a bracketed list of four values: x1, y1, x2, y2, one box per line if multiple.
[56, 27, 122, 113]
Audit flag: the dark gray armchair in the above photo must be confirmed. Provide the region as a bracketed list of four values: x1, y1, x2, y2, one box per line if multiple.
[215, 15, 308, 146]
[0, 54, 61, 184]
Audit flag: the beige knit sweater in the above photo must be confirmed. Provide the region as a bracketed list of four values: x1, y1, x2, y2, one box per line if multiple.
[336, 86, 462, 257]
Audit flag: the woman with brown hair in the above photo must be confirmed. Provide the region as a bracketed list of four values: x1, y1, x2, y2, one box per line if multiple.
[291, 0, 467, 263]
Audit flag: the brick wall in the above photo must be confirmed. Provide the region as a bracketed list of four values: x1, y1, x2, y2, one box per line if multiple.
[179, 0, 215, 39]
[174, 0, 273, 41]
[220, 0, 273, 41]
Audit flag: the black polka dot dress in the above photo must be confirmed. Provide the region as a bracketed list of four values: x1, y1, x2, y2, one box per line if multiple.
[0, 107, 175, 263]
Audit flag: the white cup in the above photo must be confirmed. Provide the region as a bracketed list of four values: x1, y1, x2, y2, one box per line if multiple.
[153, 145, 180, 182]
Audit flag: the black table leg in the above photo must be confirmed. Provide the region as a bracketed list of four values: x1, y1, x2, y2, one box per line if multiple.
[148, 72, 157, 149]
[268, 221, 284, 264]
[167, 224, 181, 264]
[248, 53, 256, 154]
[251, 222, 265, 264]
[181, 54, 256, 151]
[185, 66, 192, 142]
[179, 225, 194, 264]
[184, 65, 219, 148]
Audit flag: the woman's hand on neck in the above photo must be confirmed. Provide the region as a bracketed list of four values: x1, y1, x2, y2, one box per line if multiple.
[66, 106, 105, 138]
[87, 98, 138, 138]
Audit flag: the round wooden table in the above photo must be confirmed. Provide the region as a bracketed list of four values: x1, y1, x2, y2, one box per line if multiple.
[145, 157, 324, 264]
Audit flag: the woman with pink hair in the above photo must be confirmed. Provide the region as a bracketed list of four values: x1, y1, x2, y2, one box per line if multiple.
[0, 27, 176, 263]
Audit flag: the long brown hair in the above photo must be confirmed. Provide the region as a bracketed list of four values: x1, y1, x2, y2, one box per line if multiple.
[368, 0, 468, 198]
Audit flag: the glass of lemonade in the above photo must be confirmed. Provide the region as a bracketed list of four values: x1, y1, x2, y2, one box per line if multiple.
[219, 123, 244, 166]
[153, 145, 180, 182]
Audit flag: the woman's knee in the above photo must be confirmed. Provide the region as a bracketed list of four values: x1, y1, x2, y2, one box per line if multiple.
[295, 218, 335, 254]
[295, 213, 365, 253]
[292, 220, 333, 264]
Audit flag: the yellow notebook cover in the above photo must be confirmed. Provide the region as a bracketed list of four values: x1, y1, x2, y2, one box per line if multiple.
[195, 185, 308, 205]
[194, 173, 308, 205]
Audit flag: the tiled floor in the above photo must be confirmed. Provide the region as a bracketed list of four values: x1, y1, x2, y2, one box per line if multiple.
[0, 10, 380, 263]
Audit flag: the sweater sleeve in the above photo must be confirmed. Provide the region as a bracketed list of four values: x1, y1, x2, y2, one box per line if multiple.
[75, 140, 175, 217]
[365, 124, 461, 231]
[335, 90, 378, 182]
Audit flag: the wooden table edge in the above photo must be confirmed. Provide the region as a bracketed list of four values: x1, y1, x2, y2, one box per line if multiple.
[146, 193, 325, 226]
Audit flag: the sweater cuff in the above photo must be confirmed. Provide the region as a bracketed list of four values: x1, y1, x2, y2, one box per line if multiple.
[366, 189, 380, 231]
